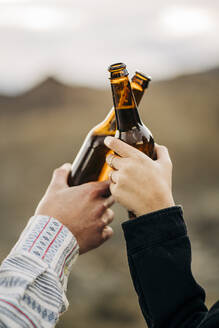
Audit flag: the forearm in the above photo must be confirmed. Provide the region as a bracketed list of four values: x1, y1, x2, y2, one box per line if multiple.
[122, 206, 208, 328]
[0, 215, 79, 328]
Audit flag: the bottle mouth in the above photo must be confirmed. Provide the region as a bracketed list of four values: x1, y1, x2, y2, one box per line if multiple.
[108, 62, 126, 72]
[135, 71, 151, 82]
[132, 71, 151, 89]
[108, 62, 129, 79]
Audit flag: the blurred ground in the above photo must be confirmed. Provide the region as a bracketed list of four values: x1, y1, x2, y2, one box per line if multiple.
[0, 68, 219, 327]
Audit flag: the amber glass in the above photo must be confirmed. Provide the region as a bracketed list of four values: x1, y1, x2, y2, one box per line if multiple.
[109, 63, 154, 156]
[108, 63, 155, 217]
[98, 72, 151, 181]
[131, 71, 151, 105]
[68, 71, 150, 187]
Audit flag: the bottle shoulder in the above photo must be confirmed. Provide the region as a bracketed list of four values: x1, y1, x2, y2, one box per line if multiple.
[115, 123, 154, 144]
[92, 108, 116, 136]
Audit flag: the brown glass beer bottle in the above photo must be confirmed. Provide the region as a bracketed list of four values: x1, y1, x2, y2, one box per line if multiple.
[68, 72, 151, 186]
[108, 63, 155, 216]
[98, 71, 151, 181]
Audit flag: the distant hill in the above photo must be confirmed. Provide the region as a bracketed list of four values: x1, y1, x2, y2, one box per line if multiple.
[1, 67, 219, 115]
[0, 77, 112, 114]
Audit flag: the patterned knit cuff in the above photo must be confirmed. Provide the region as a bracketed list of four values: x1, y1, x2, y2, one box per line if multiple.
[9, 215, 79, 288]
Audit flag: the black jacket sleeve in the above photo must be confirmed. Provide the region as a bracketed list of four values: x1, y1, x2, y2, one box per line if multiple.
[122, 206, 219, 328]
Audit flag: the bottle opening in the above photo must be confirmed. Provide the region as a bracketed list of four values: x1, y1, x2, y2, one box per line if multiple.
[108, 63, 126, 72]
[132, 71, 151, 89]
[135, 71, 151, 82]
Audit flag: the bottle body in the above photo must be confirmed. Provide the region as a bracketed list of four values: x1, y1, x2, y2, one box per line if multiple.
[68, 73, 150, 186]
[115, 125, 154, 157]
[68, 133, 108, 186]
[68, 109, 115, 186]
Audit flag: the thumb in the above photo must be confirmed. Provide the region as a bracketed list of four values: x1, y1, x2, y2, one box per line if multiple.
[48, 163, 72, 191]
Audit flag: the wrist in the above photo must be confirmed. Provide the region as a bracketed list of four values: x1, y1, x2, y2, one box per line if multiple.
[10, 215, 79, 288]
[135, 194, 175, 217]
[122, 205, 185, 253]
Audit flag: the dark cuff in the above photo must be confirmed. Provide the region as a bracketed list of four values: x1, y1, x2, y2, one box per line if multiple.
[122, 206, 186, 253]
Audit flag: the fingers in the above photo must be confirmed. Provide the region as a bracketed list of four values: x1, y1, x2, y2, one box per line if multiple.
[93, 180, 110, 194]
[49, 163, 72, 191]
[84, 181, 110, 200]
[102, 226, 113, 241]
[106, 153, 123, 170]
[103, 195, 115, 208]
[95, 195, 114, 218]
[108, 170, 119, 184]
[101, 208, 114, 225]
[104, 136, 142, 158]
[155, 144, 172, 167]
[99, 209, 114, 243]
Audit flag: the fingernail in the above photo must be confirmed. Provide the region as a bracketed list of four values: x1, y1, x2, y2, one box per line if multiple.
[104, 136, 113, 147]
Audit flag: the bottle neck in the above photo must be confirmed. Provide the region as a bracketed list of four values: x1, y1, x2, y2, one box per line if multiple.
[111, 77, 142, 132]
[93, 107, 115, 135]
[132, 82, 145, 105]
[131, 72, 150, 105]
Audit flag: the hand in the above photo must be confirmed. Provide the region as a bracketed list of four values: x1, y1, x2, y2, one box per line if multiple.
[35, 163, 115, 254]
[104, 137, 175, 217]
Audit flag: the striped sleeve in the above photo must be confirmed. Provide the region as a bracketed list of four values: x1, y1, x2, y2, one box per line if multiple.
[0, 215, 79, 328]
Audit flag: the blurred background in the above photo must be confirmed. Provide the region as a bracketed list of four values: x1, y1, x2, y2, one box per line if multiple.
[0, 0, 219, 327]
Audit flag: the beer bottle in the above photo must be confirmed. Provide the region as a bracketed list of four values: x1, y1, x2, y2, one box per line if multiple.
[98, 71, 151, 181]
[68, 71, 151, 186]
[108, 63, 155, 217]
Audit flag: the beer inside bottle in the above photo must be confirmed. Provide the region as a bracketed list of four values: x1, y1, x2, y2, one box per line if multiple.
[68, 71, 150, 187]
[108, 62, 155, 217]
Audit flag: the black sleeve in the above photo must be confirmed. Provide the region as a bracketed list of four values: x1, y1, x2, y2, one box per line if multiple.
[122, 206, 219, 328]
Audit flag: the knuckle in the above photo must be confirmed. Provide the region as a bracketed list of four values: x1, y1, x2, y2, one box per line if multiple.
[117, 174, 126, 187]
[98, 219, 106, 229]
[90, 189, 99, 199]
[104, 227, 113, 240]
[88, 185, 99, 199]
[97, 203, 107, 216]
[106, 208, 114, 221]
[101, 201, 108, 212]
[107, 208, 114, 217]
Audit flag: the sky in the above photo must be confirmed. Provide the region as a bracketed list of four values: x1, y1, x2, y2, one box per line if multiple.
[0, 0, 219, 95]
